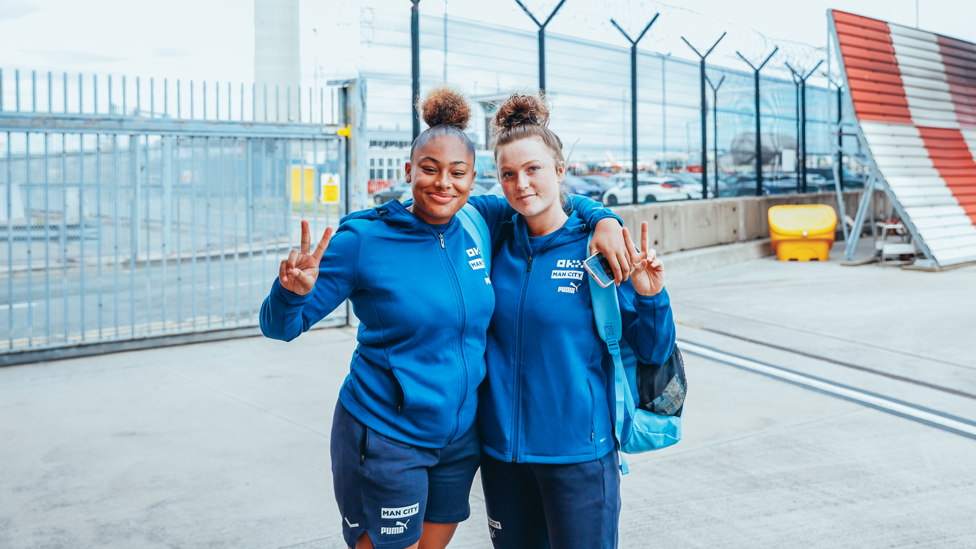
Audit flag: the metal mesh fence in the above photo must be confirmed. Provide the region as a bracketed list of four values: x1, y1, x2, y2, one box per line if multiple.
[360, 8, 859, 200]
[0, 71, 347, 357]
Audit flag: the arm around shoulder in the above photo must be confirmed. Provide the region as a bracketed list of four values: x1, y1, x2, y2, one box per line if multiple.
[465, 194, 515, 248]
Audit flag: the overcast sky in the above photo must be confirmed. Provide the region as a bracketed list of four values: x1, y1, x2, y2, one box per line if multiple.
[2, 0, 975, 88]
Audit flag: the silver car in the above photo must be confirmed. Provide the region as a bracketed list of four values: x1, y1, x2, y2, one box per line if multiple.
[601, 175, 689, 206]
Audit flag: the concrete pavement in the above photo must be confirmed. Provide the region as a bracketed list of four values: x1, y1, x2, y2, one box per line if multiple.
[2, 240, 974, 548]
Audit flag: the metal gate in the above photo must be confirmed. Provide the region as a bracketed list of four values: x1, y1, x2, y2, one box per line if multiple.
[1, 70, 348, 363]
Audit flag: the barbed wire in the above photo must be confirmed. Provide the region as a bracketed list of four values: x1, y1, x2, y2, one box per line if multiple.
[517, 0, 827, 79]
[358, 0, 831, 83]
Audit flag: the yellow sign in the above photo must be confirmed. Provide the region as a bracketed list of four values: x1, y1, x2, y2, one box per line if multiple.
[321, 173, 341, 204]
[291, 166, 315, 203]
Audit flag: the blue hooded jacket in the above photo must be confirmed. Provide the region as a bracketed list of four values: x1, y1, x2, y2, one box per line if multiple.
[260, 195, 619, 449]
[480, 212, 676, 464]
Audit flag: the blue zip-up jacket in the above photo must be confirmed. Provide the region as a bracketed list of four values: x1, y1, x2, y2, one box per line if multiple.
[260, 196, 620, 449]
[480, 212, 676, 464]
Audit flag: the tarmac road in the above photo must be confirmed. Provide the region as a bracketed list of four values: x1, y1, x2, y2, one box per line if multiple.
[1, 243, 974, 548]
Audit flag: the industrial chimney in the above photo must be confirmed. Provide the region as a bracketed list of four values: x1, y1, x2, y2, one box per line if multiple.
[254, 0, 301, 121]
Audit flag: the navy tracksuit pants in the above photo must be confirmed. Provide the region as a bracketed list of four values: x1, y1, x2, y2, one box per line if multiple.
[480, 450, 621, 549]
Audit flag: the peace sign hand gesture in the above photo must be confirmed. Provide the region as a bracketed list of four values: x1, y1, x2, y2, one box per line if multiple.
[623, 221, 665, 297]
[279, 220, 334, 296]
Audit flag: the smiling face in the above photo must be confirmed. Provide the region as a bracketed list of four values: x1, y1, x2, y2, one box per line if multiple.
[496, 135, 566, 228]
[405, 134, 476, 225]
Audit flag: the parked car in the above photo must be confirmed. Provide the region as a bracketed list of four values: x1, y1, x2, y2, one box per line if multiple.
[806, 168, 865, 189]
[373, 180, 411, 205]
[670, 173, 705, 187]
[562, 174, 604, 200]
[718, 182, 775, 197]
[601, 175, 688, 206]
[580, 175, 617, 200]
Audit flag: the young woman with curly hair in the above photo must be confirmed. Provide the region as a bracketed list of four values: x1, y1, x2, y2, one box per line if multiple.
[260, 86, 631, 549]
[477, 93, 676, 549]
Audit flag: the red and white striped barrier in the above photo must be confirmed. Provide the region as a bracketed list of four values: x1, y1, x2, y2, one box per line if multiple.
[831, 10, 976, 266]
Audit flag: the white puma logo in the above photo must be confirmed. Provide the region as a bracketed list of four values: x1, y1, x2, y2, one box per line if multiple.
[381, 519, 410, 535]
[558, 281, 581, 294]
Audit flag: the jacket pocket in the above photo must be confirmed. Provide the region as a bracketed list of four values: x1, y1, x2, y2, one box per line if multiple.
[587, 379, 596, 445]
[390, 368, 405, 414]
[359, 424, 369, 465]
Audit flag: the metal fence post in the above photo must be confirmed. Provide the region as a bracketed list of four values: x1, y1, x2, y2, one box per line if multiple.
[331, 78, 367, 214]
[130, 136, 141, 258]
[611, 15, 659, 206]
[706, 75, 725, 197]
[348, 79, 368, 214]
[681, 32, 726, 200]
[736, 47, 778, 197]
[514, 0, 566, 95]
[786, 60, 823, 194]
[162, 135, 174, 252]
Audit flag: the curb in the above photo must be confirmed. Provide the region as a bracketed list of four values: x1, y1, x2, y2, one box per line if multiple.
[661, 239, 773, 277]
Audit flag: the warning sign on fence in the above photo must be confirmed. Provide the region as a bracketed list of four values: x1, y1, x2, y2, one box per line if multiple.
[321, 173, 340, 204]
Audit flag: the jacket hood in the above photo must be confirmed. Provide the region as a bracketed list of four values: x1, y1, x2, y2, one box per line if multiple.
[341, 199, 461, 233]
[512, 210, 591, 252]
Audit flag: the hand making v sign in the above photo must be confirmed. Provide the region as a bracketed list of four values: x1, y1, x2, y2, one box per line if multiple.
[278, 220, 333, 296]
[623, 221, 665, 297]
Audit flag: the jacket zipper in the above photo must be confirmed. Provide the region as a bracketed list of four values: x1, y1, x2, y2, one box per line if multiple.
[510, 221, 562, 462]
[511, 259, 531, 462]
[437, 229, 467, 442]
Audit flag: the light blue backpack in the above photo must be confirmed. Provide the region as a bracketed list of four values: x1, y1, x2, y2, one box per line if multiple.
[585, 233, 682, 474]
[456, 204, 491, 273]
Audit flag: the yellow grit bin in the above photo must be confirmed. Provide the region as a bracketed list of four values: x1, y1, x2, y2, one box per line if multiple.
[768, 205, 837, 261]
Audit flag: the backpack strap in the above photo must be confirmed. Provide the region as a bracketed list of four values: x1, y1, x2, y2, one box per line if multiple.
[586, 232, 630, 475]
[456, 204, 491, 273]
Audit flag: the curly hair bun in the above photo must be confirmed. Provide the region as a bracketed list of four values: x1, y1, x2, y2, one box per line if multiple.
[493, 93, 550, 130]
[420, 86, 471, 131]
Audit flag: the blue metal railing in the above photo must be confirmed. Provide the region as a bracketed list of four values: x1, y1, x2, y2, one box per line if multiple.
[0, 69, 348, 358]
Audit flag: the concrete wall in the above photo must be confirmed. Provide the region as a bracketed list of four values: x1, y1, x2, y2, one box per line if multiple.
[612, 190, 891, 254]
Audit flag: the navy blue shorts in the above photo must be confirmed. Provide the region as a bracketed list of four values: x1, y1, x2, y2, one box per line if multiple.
[480, 450, 621, 549]
[330, 401, 481, 549]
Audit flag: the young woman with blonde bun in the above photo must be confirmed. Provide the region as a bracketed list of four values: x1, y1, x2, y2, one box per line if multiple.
[478, 93, 676, 549]
[260, 86, 631, 549]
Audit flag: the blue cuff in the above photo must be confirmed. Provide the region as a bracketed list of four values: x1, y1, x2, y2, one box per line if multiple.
[272, 278, 314, 306]
[633, 287, 670, 310]
[589, 208, 623, 227]
[569, 195, 623, 227]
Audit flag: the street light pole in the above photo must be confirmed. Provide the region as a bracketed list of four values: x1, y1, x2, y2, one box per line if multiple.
[514, 0, 566, 95]
[611, 14, 659, 206]
[681, 32, 726, 200]
[706, 75, 725, 198]
[736, 47, 778, 197]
